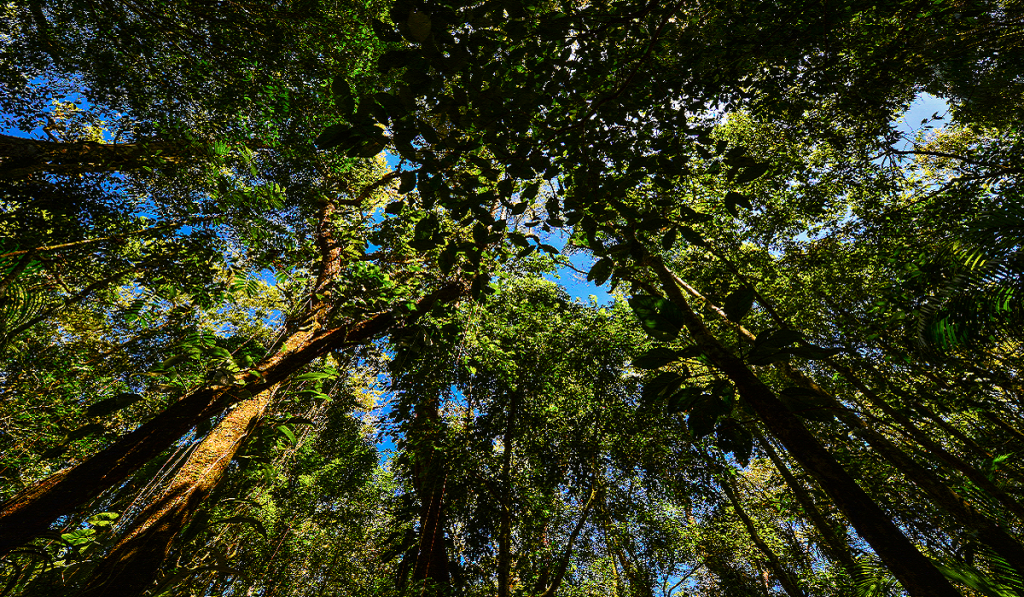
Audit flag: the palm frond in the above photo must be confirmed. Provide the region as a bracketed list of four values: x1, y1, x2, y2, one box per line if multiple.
[915, 202, 1024, 352]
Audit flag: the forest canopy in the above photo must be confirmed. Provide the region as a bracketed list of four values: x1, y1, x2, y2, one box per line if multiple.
[1, 0, 1023, 596]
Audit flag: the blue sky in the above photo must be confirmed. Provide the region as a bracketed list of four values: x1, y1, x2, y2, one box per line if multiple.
[894, 93, 949, 147]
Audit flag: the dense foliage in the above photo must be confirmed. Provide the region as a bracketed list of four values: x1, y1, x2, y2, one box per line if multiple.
[1, 0, 1023, 596]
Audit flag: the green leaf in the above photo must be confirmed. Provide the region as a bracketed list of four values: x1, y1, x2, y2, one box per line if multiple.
[371, 19, 402, 42]
[385, 201, 405, 215]
[751, 328, 803, 350]
[87, 512, 120, 527]
[629, 295, 686, 342]
[331, 77, 356, 114]
[410, 214, 440, 250]
[438, 242, 459, 274]
[41, 445, 68, 459]
[633, 347, 679, 370]
[661, 228, 678, 250]
[67, 423, 104, 441]
[154, 353, 192, 371]
[935, 562, 1019, 597]
[710, 379, 736, 405]
[687, 393, 731, 439]
[471, 272, 492, 299]
[418, 121, 440, 145]
[677, 206, 713, 224]
[520, 181, 541, 201]
[378, 48, 414, 72]
[348, 134, 387, 158]
[277, 425, 298, 444]
[993, 453, 1013, 466]
[61, 528, 97, 546]
[722, 287, 755, 322]
[642, 371, 686, 404]
[666, 386, 702, 413]
[723, 191, 752, 218]
[293, 371, 335, 382]
[406, 10, 432, 42]
[747, 329, 804, 365]
[497, 179, 515, 198]
[677, 226, 706, 247]
[715, 419, 754, 466]
[87, 393, 144, 417]
[735, 162, 770, 185]
[210, 346, 233, 361]
[473, 223, 489, 245]
[315, 123, 355, 150]
[779, 387, 835, 421]
[587, 258, 614, 286]
[398, 171, 417, 194]
[675, 345, 705, 360]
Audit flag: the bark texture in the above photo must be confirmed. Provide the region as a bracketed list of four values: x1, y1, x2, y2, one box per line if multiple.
[76, 388, 277, 597]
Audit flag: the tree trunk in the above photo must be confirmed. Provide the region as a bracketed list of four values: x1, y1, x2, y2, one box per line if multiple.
[602, 523, 624, 597]
[828, 360, 1024, 522]
[498, 504, 512, 597]
[779, 359, 1024, 572]
[498, 392, 519, 597]
[75, 387, 277, 597]
[536, 484, 598, 597]
[648, 258, 963, 597]
[411, 398, 450, 592]
[756, 434, 861, 579]
[55, 199, 463, 592]
[531, 524, 551, 596]
[915, 402, 993, 462]
[603, 520, 654, 597]
[0, 383, 234, 558]
[0, 134, 211, 179]
[414, 473, 449, 587]
[828, 403, 1024, 572]
[0, 281, 462, 557]
[722, 479, 807, 597]
[983, 411, 1024, 446]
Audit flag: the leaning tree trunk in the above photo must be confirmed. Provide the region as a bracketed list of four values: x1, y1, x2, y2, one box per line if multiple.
[535, 483, 598, 597]
[827, 402, 1024, 573]
[775, 359, 1024, 572]
[827, 358, 1024, 521]
[756, 434, 860, 579]
[75, 387, 277, 597]
[75, 197, 349, 596]
[647, 257, 964, 597]
[721, 478, 807, 597]
[0, 134, 210, 180]
[0, 279, 462, 558]
[670, 262, 1024, 571]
